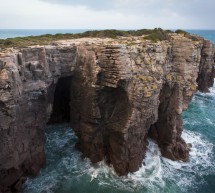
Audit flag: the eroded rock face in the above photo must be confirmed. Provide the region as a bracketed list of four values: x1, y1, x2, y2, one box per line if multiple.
[0, 35, 214, 192]
[197, 40, 215, 92]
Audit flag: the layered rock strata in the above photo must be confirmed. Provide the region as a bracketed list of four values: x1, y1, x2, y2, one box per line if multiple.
[0, 34, 214, 192]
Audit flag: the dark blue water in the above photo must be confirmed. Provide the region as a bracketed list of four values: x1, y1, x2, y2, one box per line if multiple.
[18, 30, 215, 193]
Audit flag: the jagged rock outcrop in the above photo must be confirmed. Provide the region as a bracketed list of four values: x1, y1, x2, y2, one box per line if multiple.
[197, 39, 215, 92]
[0, 34, 214, 192]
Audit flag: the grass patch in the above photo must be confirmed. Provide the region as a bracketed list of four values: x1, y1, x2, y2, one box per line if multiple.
[143, 28, 171, 42]
[0, 28, 194, 49]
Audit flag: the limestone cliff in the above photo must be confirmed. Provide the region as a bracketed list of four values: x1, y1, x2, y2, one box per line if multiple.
[0, 34, 214, 192]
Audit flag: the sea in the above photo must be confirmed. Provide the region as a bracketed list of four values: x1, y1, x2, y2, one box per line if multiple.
[1, 29, 214, 193]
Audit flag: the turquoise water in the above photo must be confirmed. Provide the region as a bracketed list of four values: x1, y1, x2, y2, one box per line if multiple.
[187, 30, 215, 43]
[22, 120, 215, 193]
[18, 30, 215, 193]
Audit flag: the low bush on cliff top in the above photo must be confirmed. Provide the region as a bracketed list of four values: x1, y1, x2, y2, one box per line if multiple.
[175, 29, 200, 41]
[0, 28, 176, 49]
[175, 29, 188, 34]
[143, 28, 171, 42]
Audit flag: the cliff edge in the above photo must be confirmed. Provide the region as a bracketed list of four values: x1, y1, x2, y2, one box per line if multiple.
[0, 32, 214, 192]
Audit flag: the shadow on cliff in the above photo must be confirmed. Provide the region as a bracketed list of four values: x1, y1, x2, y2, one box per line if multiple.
[149, 83, 189, 162]
[47, 76, 72, 125]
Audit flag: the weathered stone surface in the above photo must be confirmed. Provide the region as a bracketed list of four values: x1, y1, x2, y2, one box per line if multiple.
[197, 40, 215, 92]
[0, 34, 214, 192]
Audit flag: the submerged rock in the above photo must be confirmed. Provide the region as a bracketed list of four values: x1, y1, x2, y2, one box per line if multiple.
[0, 34, 214, 192]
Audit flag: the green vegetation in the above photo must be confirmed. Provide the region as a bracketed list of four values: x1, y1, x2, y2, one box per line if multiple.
[143, 28, 171, 42]
[0, 33, 82, 49]
[0, 28, 175, 49]
[175, 29, 188, 35]
[175, 29, 199, 41]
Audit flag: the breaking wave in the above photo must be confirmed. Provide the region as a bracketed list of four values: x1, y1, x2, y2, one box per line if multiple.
[23, 124, 214, 193]
[23, 81, 215, 193]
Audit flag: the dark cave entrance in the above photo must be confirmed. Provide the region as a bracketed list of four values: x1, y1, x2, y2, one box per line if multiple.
[148, 83, 187, 160]
[48, 76, 72, 124]
[148, 83, 175, 144]
[97, 85, 131, 166]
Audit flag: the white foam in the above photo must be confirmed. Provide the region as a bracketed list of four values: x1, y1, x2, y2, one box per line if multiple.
[195, 79, 215, 99]
[86, 129, 213, 193]
[24, 121, 215, 193]
[85, 139, 165, 192]
[182, 130, 213, 168]
[161, 129, 214, 191]
[84, 129, 214, 192]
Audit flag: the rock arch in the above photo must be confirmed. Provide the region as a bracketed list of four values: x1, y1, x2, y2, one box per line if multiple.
[0, 37, 214, 192]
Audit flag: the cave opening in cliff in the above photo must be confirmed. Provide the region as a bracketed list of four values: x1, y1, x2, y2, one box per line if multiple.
[48, 76, 72, 124]
[148, 83, 187, 160]
[148, 83, 171, 142]
[98, 85, 131, 167]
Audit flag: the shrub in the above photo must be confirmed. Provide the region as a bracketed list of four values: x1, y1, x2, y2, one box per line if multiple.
[175, 29, 188, 34]
[144, 28, 170, 42]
